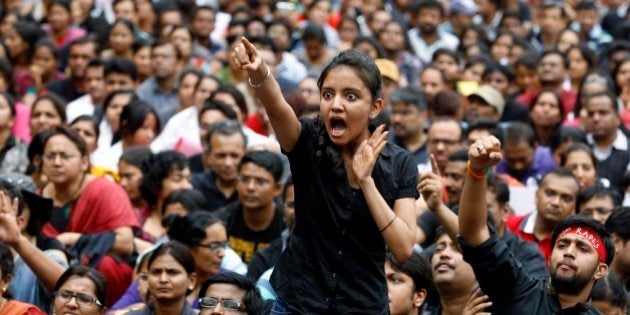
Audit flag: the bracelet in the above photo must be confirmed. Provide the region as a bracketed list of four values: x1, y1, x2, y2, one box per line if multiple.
[248, 66, 270, 88]
[380, 216, 397, 233]
[467, 161, 487, 180]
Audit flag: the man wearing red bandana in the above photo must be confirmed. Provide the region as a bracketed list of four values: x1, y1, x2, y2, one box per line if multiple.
[457, 136, 614, 314]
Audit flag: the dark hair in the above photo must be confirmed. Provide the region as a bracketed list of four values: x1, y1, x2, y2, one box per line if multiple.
[148, 241, 196, 275]
[540, 49, 569, 68]
[132, 40, 152, 54]
[11, 21, 46, 63]
[504, 122, 536, 148]
[0, 60, 16, 98]
[42, 126, 89, 158]
[112, 0, 137, 12]
[26, 130, 54, 175]
[431, 90, 462, 117]
[104, 57, 138, 81]
[71, 115, 100, 141]
[577, 185, 622, 211]
[0, 92, 16, 118]
[466, 119, 503, 142]
[0, 179, 24, 217]
[140, 151, 188, 206]
[33, 39, 60, 63]
[179, 68, 202, 88]
[318, 49, 382, 101]
[429, 116, 464, 140]
[204, 120, 246, 152]
[190, 5, 214, 21]
[591, 271, 628, 309]
[302, 23, 327, 45]
[67, 35, 99, 56]
[577, 70, 615, 117]
[605, 207, 630, 240]
[102, 89, 137, 118]
[119, 146, 152, 168]
[548, 127, 587, 154]
[32, 93, 67, 123]
[198, 272, 265, 314]
[239, 151, 284, 182]
[0, 243, 12, 285]
[551, 215, 615, 265]
[388, 86, 426, 111]
[560, 143, 597, 169]
[486, 172, 510, 205]
[529, 89, 565, 137]
[151, 39, 182, 61]
[577, 0, 597, 11]
[514, 50, 539, 70]
[540, 167, 580, 191]
[432, 48, 460, 65]
[211, 85, 249, 117]
[108, 18, 135, 46]
[385, 251, 434, 307]
[199, 100, 238, 122]
[161, 189, 209, 215]
[482, 62, 514, 83]
[411, 0, 445, 17]
[583, 91, 619, 114]
[54, 266, 107, 308]
[167, 212, 224, 246]
[352, 36, 386, 59]
[118, 99, 161, 141]
[447, 149, 468, 162]
[567, 44, 597, 71]
[48, 0, 72, 14]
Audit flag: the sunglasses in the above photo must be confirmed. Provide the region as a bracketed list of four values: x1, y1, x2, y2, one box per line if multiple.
[199, 297, 247, 312]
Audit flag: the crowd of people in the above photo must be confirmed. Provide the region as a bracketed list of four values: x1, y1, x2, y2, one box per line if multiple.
[0, 0, 627, 313]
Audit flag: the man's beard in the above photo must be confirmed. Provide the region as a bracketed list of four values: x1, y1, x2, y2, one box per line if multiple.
[550, 264, 596, 295]
[419, 24, 437, 35]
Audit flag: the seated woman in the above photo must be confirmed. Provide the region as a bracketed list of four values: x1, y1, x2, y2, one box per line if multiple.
[40, 126, 139, 305]
[138, 151, 193, 243]
[52, 266, 107, 315]
[126, 241, 197, 315]
[0, 243, 45, 314]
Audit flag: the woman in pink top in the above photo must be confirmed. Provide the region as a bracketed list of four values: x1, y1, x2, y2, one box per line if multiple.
[43, 0, 86, 49]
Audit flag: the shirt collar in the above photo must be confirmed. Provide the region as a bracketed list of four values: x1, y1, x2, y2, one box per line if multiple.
[587, 129, 628, 151]
[523, 211, 537, 235]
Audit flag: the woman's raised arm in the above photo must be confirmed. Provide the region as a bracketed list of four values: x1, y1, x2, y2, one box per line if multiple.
[232, 37, 302, 152]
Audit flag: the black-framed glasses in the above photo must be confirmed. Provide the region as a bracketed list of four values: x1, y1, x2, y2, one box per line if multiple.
[199, 297, 247, 312]
[197, 241, 228, 253]
[54, 290, 102, 308]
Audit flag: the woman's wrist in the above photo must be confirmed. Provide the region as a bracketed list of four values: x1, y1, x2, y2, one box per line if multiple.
[248, 65, 270, 88]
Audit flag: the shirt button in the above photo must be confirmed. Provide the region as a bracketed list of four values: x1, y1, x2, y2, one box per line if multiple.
[341, 230, 346, 236]
[324, 297, 330, 303]
[337, 250, 343, 255]
[332, 273, 337, 278]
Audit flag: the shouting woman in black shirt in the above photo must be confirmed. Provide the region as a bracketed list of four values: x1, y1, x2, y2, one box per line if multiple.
[232, 38, 418, 313]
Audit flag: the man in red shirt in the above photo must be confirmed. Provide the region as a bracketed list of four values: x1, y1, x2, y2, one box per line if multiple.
[505, 168, 580, 260]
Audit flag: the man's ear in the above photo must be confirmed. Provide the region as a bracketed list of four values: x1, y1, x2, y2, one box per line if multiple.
[413, 289, 427, 308]
[593, 263, 608, 281]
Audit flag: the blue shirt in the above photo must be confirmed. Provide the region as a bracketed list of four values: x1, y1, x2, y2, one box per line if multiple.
[136, 77, 179, 127]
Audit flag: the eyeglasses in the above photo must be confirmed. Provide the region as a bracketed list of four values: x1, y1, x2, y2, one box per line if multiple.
[43, 153, 77, 163]
[197, 241, 228, 253]
[199, 297, 247, 312]
[54, 290, 102, 308]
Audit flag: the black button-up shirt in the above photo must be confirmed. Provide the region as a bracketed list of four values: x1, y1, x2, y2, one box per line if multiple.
[270, 118, 419, 313]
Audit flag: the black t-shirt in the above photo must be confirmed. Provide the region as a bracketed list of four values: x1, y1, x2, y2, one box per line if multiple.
[270, 118, 419, 313]
[218, 201, 285, 263]
[191, 171, 238, 211]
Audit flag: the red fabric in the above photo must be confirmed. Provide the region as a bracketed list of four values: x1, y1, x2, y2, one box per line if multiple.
[505, 214, 552, 261]
[557, 227, 606, 263]
[2, 300, 45, 315]
[518, 89, 577, 120]
[43, 178, 140, 236]
[96, 255, 133, 307]
[244, 114, 267, 136]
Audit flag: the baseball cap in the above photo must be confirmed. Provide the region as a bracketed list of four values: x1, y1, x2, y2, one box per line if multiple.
[375, 59, 400, 83]
[467, 85, 505, 116]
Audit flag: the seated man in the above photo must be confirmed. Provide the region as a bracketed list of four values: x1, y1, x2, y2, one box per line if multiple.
[458, 136, 613, 314]
[198, 272, 266, 314]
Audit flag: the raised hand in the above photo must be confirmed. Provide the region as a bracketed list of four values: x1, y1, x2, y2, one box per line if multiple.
[462, 288, 492, 315]
[231, 37, 265, 75]
[0, 191, 22, 247]
[352, 125, 388, 184]
[418, 154, 443, 211]
[468, 136, 502, 174]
